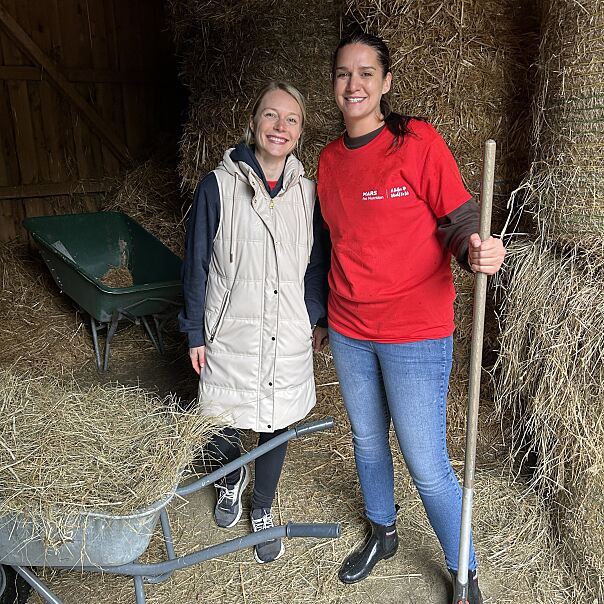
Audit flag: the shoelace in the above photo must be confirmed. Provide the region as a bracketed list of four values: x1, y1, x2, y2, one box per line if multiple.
[216, 481, 238, 507]
[251, 509, 274, 532]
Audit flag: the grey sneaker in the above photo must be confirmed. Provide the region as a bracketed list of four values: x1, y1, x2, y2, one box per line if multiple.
[250, 507, 285, 563]
[214, 465, 250, 528]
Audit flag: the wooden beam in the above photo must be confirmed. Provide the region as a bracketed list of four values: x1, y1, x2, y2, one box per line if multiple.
[0, 180, 112, 200]
[0, 65, 171, 83]
[0, 5, 132, 166]
[67, 67, 169, 84]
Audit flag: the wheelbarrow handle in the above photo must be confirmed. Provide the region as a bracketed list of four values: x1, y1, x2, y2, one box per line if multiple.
[69, 522, 342, 577]
[286, 522, 341, 539]
[294, 417, 335, 437]
[176, 417, 336, 497]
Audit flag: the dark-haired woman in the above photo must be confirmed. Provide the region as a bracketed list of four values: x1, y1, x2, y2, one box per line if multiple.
[316, 32, 505, 601]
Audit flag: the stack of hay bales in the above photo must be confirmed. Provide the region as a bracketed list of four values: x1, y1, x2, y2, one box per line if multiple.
[343, 0, 538, 454]
[168, 0, 343, 191]
[495, 1, 604, 600]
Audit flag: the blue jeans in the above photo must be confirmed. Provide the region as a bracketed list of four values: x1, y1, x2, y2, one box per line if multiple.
[329, 328, 477, 571]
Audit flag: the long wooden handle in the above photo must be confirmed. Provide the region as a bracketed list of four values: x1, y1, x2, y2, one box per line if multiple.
[455, 139, 496, 595]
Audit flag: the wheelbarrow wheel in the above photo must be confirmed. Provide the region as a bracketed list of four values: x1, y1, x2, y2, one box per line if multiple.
[0, 565, 31, 604]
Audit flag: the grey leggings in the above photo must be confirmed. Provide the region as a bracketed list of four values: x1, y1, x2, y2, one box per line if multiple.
[208, 427, 288, 509]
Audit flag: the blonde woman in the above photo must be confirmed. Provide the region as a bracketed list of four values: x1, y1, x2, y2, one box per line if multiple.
[180, 81, 328, 563]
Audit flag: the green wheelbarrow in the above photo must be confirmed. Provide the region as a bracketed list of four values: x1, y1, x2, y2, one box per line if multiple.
[22, 211, 183, 370]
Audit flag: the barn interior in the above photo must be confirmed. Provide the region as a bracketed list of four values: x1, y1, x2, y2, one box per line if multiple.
[0, 1, 603, 603]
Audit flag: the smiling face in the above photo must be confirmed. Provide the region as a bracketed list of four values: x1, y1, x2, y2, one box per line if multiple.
[250, 89, 303, 167]
[333, 43, 392, 136]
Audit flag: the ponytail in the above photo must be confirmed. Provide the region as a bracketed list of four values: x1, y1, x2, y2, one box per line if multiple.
[380, 97, 422, 152]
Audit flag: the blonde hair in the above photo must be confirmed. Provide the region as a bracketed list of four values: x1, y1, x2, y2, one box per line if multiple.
[243, 81, 306, 152]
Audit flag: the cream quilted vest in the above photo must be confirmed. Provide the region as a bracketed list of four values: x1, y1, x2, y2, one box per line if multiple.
[198, 149, 316, 432]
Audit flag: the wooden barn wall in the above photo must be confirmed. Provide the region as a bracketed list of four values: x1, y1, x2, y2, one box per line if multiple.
[0, 0, 180, 242]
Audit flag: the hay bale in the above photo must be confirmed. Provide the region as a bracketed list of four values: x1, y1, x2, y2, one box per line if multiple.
[102, 158, 186, 257]
[495, 238, 604, 491]
[556, 465, 604, 604]
[516, 0, 604, 246]
[555, 464, 604, 603]
[168, 0, 343, 191]
[344, 0, 539, 230]
[0, 368, 216, 545]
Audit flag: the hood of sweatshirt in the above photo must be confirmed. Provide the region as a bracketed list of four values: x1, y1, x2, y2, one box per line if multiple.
[217, 142, 305, 198]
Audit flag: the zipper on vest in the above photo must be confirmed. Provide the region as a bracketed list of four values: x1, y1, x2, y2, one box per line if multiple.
[209, 290, 231, 342]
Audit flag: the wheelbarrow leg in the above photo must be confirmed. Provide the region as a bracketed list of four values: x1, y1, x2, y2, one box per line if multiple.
[89, 317, 102, 371]
[141, 316, 162, 354]
[134, 575, 146, 604]
[160, 508, 176, 561]
[142, 509, 176, 585]
[13, 566, 62, 604]
[103, 311, 120, 371]
[152, 314, 165, 354]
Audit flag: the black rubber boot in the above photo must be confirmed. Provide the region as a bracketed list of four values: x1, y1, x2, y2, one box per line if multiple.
[449, 568, 484, 604]
[338, 518, 399, 584]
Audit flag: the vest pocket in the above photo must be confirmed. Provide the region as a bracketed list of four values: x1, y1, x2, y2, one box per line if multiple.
[209, 290, 231, 343]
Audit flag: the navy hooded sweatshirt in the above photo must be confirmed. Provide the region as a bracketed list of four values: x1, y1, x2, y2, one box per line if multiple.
[179, 143, 329, 348]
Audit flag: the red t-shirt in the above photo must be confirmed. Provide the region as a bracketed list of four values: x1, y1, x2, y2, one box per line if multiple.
[317, 120, 471, 343]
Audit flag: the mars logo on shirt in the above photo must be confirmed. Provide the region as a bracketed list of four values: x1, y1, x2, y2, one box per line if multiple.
[362, 189, 384, 201]
[360, 185, 410, 201]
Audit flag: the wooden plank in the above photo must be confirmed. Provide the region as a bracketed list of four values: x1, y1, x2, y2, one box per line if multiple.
[5, 79, 39, 184]
[0, 70, 20, 185]
[0, 65, 168, 82]
[41, 0, 79, 183]
[59, 0, 99, 180]
[0, 179, 112, 200]
[27, 81, 51, 182]
[114, 0, 146, 155]
[101, 0, 126, 175]
[86, 0, 119, 176]
[1, 0, 39, 185]
[0, 195, 24, 240]
[0, 2, 131, 165]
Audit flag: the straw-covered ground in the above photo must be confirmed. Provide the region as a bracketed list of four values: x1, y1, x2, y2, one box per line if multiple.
[23, 350, 573, 604]
[0, 241, 92, 373]
[0, 234, 575, 601]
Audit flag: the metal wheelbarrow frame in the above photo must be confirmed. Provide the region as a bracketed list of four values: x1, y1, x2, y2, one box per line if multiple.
[22, 212, 183, 371]
[0, 418, 341, 604]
